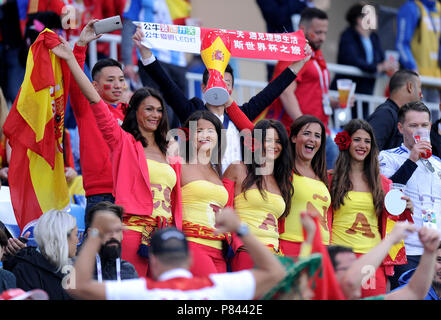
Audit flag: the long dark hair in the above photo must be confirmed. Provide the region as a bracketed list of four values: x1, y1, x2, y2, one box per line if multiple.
[241, 119, 294, 219]
[330, 119, 384, 216]
[181, 110, 226, 178]
[290, 115, 328, 187]
[121, 87, 169, 154]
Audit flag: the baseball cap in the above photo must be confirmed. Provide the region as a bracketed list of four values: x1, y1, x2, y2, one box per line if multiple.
[0, 288, 49, 300]
[150, 227, 189, 255]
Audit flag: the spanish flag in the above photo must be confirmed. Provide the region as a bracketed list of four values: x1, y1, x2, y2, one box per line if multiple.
[3, 29, 70, 232]
[165, 0, 191, 25]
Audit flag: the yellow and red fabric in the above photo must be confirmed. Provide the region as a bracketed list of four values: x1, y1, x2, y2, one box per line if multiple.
[3, 29, 70, 231]
[166, 0, 191, 25]
[327, 173, 411, 277]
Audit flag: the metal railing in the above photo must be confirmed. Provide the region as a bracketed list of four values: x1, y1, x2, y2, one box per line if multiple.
[79, 34, 441, 129]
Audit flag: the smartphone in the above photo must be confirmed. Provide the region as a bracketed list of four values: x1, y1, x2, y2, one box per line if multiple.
[93, 16, 123, 34]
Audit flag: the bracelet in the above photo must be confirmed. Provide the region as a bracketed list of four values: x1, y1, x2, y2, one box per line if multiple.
[236, 223, 250, 237]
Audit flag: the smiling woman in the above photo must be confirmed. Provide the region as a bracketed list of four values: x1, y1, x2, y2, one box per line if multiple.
[223, 119, 294, 271]
[178, 110, 230, 277]
[278, 115, 330, 257]
[329, 119, 410, 298]
[50, 36, 184, 278]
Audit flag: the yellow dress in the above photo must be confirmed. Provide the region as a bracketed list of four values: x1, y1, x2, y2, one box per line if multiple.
[234, 189, 285, 252]
[331, 191, 381, 254]
[124, 159, 177, 233]
[181, 180, 229, 250]
[280, 174, 331, 245]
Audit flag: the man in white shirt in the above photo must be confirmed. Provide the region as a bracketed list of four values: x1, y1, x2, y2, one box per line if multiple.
[379, 101, 441, 289]
[67, 207, 286, 300]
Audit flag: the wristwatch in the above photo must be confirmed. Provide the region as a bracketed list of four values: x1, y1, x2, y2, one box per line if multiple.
[236, 222, 250, 237]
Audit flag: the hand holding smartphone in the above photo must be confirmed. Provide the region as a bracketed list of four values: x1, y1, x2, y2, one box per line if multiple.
[93, 16, 123, 34]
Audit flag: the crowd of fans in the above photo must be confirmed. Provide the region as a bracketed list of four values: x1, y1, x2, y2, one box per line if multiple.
[0, 0, 441, 302]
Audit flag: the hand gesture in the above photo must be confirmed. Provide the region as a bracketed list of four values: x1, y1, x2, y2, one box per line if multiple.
[64, 167, 78, 184]
[401, 195, 414, 214]
[388, 221, 416, 245]
[51, 36, 75, 61]
[214, 207, 241, 235]
[288, 43, 312, 75]
[0, 167, 8, 180]
[300, 211, 317, 242]
[409, 140, 432, 162]
[133, 24, 152, 60]
[90, 211, 122, 239]
[5, 231, 30, 256]
[418, 226, 440, 254]
[77, 19, 102, 47]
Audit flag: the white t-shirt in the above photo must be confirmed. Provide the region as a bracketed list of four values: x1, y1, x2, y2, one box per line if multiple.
[105, 268, 256, 300]
[214, 114, 242, 174]
[379, 144, 441, 255]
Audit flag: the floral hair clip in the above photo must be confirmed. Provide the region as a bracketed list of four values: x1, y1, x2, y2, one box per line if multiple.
[334, 130, 352, 151]
[243, 134, 262, 152]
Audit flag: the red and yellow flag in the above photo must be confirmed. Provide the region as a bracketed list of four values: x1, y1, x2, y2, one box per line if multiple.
[305, 216, 347, 300]
[3, 28, 70, 232]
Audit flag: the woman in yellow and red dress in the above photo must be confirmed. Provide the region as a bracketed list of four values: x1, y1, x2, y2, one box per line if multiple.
[223, 119, 293, 271]
[278, 115, 331, 257]
[179, 110, 230, 276]
[329, 119, 412, 298]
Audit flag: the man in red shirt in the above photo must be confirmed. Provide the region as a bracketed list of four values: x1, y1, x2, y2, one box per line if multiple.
[265, 8, 343, 169]
[68, 20, 126, 229]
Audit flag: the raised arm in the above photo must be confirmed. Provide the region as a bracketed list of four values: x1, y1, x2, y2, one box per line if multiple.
[52, 36, 124, 149]
[341, 221, 415, 299]
[52, 37, 101, 105]
[132, 26, 200, 123]
[386, 227, 440, 300]
[67, 212, 122, 300]
[69, 19, 102, 118]
[215, 207, 286, 299]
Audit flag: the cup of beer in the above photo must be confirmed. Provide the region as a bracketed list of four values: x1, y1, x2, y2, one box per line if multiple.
[413, 128, 432, 159]
[337, 79, 353, 108]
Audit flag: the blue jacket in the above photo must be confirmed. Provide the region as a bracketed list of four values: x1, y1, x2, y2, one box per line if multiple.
[396, 268, 440, 300]
[396, 0, 439, 70]
[331, 27, 385, 95]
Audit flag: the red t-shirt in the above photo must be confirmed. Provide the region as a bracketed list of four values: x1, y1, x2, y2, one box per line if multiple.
[69, 45, 125, 197]
[266, 49, 330, 135]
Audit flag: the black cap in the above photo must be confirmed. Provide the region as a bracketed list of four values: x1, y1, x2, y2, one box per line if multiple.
[150, 227, 189, 255]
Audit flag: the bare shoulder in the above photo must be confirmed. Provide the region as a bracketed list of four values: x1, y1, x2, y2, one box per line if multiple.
[224, 161, 246, 181]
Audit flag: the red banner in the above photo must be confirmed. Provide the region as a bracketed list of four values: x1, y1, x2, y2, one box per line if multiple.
[138, 22, 307, 61]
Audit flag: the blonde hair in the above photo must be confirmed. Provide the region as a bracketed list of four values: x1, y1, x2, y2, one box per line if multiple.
[34, 210, 77, 272]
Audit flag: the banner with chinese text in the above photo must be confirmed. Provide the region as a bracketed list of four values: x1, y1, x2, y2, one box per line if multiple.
[137, 22, 307, 61]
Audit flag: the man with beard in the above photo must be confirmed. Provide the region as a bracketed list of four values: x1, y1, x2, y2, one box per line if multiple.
[264, 7, 345, 169]
[396, 242, 441, 300]
[85, 202, 138, 282]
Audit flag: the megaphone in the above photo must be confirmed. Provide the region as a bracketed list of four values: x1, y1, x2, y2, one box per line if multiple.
[200, 30, 232, 106]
